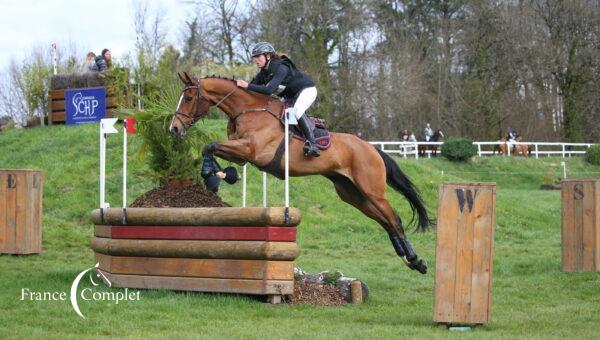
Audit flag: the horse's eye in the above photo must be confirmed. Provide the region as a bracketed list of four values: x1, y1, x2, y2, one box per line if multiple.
[185, 96, 193, 101]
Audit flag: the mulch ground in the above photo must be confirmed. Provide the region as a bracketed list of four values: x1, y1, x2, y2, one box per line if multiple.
[130, 182, 229, 208]
[287, 281, 346, 306]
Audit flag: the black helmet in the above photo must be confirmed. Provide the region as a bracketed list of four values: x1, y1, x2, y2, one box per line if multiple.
[251, 42, 275, 57]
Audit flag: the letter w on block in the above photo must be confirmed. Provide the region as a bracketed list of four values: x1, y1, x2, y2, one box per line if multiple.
[455, 189, 478, 213]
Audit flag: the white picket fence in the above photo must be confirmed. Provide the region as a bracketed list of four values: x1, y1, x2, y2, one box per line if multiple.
[369, 141, 594, 159]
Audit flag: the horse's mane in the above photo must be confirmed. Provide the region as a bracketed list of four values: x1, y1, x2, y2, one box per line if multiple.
[201, 74, 237, 83]
[198, 74, 274, 102]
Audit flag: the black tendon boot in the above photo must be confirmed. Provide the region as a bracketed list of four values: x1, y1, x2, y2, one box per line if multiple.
[297, 115, 320, 157]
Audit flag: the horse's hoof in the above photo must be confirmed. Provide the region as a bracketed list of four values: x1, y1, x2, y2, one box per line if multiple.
[409, 259, 428, 274]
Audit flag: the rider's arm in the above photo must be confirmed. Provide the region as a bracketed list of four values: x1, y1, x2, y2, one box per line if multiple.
[247, 64, 289, 95]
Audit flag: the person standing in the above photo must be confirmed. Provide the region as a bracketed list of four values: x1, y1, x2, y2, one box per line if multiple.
[80, 52, 97, 73]
[95, 48, 112, 72]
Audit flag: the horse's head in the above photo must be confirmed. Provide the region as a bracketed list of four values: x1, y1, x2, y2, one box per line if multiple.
[436, 129, 444, 140]
[169, 72, 212, 139]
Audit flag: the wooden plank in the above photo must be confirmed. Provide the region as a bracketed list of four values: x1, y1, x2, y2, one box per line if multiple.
[103, 225, 296, 242]
[562, 182, 575, 271]
[433, 184, 458, 323]
[582, 181, 595, 270]
[595, 181, 600, 271]
[90, 237, 301, 260]
[0, 173, 6, 251]
[97, 269, 294, 295]
[453, 187, 475, 323]
[5, 172, 17, 253]
[47, 109, 115, 123]
[94, 225, 111, 238]
[91, 207, 302, 226]
[51, 97, 117, 111]
[573, 183, 584, 271]
[48, 87, 115, 99]
[470, 186, 495, 324]
[33, 172, 43, 253]
[95, 253, 294, 280]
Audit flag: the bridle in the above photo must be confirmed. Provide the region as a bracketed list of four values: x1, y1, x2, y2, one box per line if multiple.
[173, 77, 281, 130]
[173, 78, 238, 128]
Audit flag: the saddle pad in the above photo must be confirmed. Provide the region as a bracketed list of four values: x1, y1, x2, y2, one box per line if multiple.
[278, 104, 332, 150]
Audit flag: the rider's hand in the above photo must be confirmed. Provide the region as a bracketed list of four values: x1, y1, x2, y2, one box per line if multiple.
[236, 80, 248, 88]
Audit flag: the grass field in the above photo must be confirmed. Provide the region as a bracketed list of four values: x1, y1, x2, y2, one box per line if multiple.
[1, 121, 599, 338]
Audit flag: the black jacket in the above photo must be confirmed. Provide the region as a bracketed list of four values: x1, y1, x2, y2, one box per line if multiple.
[248, 57, 315, 101]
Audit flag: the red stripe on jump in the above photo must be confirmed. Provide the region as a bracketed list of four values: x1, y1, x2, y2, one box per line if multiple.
[109, 226, 296, 241]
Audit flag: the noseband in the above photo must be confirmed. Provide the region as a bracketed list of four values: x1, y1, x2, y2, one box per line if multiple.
[173, 79, 237, 128]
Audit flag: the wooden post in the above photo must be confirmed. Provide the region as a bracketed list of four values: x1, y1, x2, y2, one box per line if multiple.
[561, 179, 600, 272]
[0, 170, 43, 254]
[433, 182, 496, 325]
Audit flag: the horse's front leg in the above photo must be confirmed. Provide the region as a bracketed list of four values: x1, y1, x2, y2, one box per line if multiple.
[203, 139, 254, 165]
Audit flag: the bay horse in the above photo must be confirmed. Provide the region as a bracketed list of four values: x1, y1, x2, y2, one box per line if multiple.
[169, 72, 432, 274]
[418, 130, 444, 157]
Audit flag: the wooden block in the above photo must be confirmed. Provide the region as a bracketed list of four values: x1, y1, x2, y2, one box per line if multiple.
[90, 207, 302, 227]
[94, 253, 294, 280]
[97, 269, 294, 295]
[95, 225, 296, 242]
[561, 179, 600, 272]
[49, 87, 115, 99]
[90, 237, 301, 260]
[433, 182, 495, 325]
[0, 170, 43, 254]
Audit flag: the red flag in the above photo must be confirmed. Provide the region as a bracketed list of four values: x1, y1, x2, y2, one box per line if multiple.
[125, 117, 137, 135]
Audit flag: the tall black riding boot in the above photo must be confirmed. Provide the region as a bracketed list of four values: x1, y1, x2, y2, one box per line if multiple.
[297, 115, 320, 157]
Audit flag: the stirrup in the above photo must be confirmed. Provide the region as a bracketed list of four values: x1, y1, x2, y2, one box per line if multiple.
[303, 141, 320, 157]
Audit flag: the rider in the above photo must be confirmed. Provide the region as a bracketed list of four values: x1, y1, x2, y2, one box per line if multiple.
[235, 42, 320, 157]
[424, 123, 433, 142]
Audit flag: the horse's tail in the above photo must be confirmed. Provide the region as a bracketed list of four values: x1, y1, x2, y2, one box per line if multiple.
[375, 148, 434, 232]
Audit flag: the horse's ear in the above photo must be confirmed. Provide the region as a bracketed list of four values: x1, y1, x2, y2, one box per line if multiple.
[183, 72, 193, 84]
[178, 72, 187, 84]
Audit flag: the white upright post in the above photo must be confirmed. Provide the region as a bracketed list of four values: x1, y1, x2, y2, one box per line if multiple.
[262, 172, 267, 208]
[242, 164, 247, 207]
[285, 111, 290, 210]
[123, 125, 127, 209]
[99, 123, 106, 209]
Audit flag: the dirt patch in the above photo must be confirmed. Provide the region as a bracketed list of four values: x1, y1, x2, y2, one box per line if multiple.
[287, 281, 346, 306]
[130, 182, 229, 208]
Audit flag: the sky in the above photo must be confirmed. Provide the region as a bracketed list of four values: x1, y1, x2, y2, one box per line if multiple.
[0, 0, 192, 71]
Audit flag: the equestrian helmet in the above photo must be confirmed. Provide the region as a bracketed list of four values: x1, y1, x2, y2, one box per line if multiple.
[251, 42, 275, 57]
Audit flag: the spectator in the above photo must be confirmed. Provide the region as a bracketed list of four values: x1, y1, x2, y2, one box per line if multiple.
[508, 127, 517, 142]
[95, 48, 112, 72]
[409, 132, 417, 142]
[424, 123, 433, 141]
[80, 52, 97, 73]
[401, 129, 409, 141]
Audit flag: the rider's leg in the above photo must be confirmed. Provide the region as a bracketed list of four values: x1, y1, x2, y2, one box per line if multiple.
[293, 87, 320, 157]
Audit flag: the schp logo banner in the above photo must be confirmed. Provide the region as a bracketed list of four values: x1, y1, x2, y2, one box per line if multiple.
[65, 87, 106, 125]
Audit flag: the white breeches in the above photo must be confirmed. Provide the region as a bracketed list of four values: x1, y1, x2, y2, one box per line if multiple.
[293, 87, 317, 119]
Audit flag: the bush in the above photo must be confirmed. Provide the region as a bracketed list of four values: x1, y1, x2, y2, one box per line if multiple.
[122, 85, 217, 184]
[585, 145, 600, 165]
[441, 137, 478, 162]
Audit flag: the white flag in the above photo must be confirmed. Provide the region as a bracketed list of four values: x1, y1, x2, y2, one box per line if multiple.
[101, 118, 119, 134]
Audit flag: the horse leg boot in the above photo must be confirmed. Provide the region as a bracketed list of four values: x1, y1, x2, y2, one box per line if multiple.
[297, 115, 320, 157]
[388, 232, 428, 274]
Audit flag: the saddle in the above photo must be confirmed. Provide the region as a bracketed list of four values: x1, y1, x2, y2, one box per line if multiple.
[278, 103, 332, 150]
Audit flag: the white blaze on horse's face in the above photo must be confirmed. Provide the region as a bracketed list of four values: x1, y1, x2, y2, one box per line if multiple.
[169, 94, 187, 139]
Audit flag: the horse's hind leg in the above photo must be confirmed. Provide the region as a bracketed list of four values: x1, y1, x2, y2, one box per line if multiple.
[347, 161, 428, 274]
[328, 174, 427, 274]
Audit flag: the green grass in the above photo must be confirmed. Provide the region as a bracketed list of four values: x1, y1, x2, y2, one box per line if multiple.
[1, 121, 600, 338]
